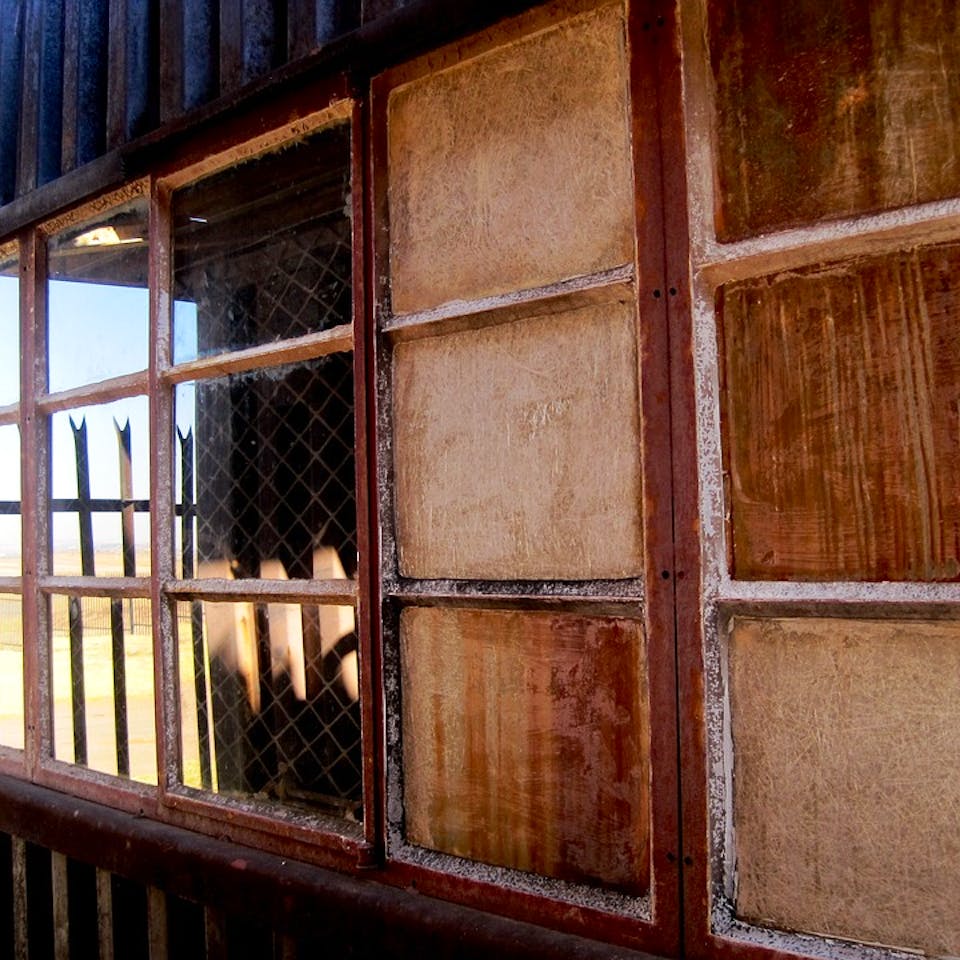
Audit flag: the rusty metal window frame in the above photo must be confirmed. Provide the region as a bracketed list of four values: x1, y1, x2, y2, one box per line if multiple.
[365, 1, 683, 953]
[0, 238, 23, 773]
[3, 94, 378, 869]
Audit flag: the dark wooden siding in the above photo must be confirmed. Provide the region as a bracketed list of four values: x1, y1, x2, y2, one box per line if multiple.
[0, 0, 372, 210]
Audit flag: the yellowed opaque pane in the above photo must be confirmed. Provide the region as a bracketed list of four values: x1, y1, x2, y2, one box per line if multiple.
[387, 2, 634, 314]
[722, 246, 960, 582]
[730, 616, 960, 955]
[393, 300, 642, 580]
[401, 606, 649, 893]
[710, 0, 960, 240]
[0, 594, 23, 749]
[51, 595, 156, 783]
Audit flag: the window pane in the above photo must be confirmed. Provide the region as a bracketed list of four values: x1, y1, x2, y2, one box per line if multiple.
[387, 4, 633, 313]
[174, 357, 356, 581]
[50, 594, 156, 783]
[0, 247, 19, 405]
[0, 424, 21, 576]
[50, 398, 151, 577]
[47, 198, 149, 392]
[400, 605, 649, 894]
[721, 244, 960, 581]
[729, 616, 960, 956]
[0, 594, 23, 749]
[393, 301, 642, 580]
[176, 599, 361, 819]
[172, 123, 351, 363]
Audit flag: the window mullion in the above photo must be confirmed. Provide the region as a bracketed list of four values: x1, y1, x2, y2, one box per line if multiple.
[149, 179, 177, 794]
[20, 225, 49, 780]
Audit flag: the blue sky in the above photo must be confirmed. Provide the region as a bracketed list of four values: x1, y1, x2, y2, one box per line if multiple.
[0, 273, 198, 555]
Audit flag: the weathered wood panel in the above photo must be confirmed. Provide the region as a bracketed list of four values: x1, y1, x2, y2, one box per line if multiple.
[393, 300, 643, 580]
[730, 616, 960, 955]
[710, 0, 960, 240]
[387, 2, 634, 314]
[722, 244, 960, 580]
[0, 2, 24, 204]
[76, 0, 109, 166]
[16, 0, 41, 196]
[37, 0, 65, 184]
[401, 606, 649, 893]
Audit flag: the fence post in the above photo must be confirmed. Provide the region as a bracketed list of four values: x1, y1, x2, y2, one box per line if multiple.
[110, 418, 133, 777]
[180, 427, 211, 788]
[69, 416, 91, 766]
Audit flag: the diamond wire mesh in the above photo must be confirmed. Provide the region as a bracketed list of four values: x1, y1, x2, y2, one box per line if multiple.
[178, 216, 361, 817]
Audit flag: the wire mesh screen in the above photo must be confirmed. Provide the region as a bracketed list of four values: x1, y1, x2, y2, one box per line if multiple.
[177, 356, 356, 582]
[178, 600, 361, 818]
[175, 359, 361, 817]
[172, 121, 360, 818]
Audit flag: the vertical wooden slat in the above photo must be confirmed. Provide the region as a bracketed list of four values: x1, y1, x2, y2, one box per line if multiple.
[158, 0, 183, 122]
[106, 0, 127, 150]
[146, 887, 167, 960]
[95, 869, 114, 960]
[126, 0, 156, 138]
[242, 0, 281, 82]
[16, 0, 41, 196]
[318, 0, 359, 42]
[183, 0, 218, 110]
[37, 0, 65, 185]
[51, 851, 69, 960]
[287, 0, 317, 59]
[60, 0, 79, 174]
[0, 1, 25, 203]
[204, 905, 227, 960]
[11, 837, 27, 960]
[219, 0, 244, 94]
[76, 0, 109, 165]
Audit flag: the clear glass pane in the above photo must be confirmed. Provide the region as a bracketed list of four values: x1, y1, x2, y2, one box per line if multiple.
[172, 122, 351, 363]
[50, 594, 156, 783]
[47, 198, 149, 392]
[0, 423, 21, 575]
[0, 593, 23, 749]
[50, 398, 151, 577]
[176, 599, 360, 819]
[0, 247, 19, 405]
[174, 357, 356, 581]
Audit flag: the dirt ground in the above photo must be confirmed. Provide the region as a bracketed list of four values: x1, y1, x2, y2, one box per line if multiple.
[0, 571, 203, 786]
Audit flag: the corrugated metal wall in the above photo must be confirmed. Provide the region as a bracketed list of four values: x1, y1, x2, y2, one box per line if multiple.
[0, 0, 404, 210]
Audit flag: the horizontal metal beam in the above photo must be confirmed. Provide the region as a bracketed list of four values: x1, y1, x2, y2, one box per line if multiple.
[0, 773, 664, 960]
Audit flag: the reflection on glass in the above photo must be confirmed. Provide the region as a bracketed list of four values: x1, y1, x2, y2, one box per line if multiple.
[47, 198, 149, 392]
[50, 594, 156, 783]
[174, 356, 356, 581]
[50, 398, 151, 577]
[0, 424, 21, 576]
[172, 123, 351, 363]
[176, 599, 360, 819]
[0, 248, 19, 406]
[0, 594, 23, 749]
